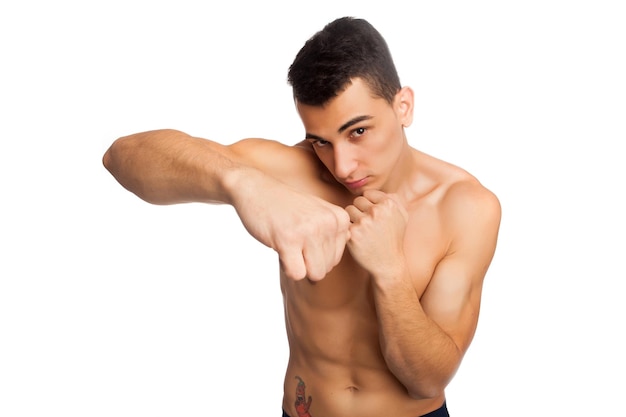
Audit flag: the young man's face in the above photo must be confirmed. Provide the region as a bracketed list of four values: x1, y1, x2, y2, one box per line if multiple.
[296, 78, 413, 195]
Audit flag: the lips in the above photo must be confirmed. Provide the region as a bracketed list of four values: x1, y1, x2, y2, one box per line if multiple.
[344, 177, 369, 190]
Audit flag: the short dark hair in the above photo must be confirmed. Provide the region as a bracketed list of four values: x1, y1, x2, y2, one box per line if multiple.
[287, 17, 402, 106]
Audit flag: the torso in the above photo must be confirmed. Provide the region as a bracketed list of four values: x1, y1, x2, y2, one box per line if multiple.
[281, 258, 447, 417]
[259, 141, 474, 417]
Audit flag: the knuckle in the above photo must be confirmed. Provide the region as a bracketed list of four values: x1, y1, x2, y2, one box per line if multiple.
[307, 270, 325, 281]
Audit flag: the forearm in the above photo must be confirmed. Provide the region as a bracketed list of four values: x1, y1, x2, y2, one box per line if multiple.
[103, 129, 244, 205]
[373, 269, 462, 399]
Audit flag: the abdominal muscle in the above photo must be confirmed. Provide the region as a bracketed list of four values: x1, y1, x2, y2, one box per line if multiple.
[279, 256, 444, 417]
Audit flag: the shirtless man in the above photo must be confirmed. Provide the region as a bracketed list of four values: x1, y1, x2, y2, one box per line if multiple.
[103, 17, 501, 417]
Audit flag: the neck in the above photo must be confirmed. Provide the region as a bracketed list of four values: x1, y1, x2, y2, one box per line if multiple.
[380, 141, 418, 202]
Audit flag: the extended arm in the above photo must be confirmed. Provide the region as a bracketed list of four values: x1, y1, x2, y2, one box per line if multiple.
[103, 129, 245, 205]
[103, 129, 351, 280]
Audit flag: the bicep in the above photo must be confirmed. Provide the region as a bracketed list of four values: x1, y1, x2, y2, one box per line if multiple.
[420, 254, 484, 354]
[420, 186, 501, 353]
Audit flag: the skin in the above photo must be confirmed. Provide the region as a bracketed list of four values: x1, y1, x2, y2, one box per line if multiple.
[103, 77, 501, 417]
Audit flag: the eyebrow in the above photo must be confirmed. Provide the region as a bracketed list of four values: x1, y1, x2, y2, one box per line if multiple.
[305, 115, 374, 141]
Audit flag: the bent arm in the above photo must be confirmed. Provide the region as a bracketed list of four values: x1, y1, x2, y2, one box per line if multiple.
[102, 129, 351, 281]
[374, 184, 501, 399]
[102, 129, 247, 205]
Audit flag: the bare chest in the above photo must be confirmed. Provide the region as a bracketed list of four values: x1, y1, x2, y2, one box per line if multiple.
[282, 219, 446, 309]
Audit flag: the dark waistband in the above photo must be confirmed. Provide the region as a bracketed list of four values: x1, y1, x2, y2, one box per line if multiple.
[422, 401, 449, 417]
[282, 401, 448, 417]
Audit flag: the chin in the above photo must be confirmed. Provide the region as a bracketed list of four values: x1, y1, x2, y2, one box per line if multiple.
[348, 185, 377, 197]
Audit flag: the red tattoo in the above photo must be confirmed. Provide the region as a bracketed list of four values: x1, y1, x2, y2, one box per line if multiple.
[294, 376, 313, 417]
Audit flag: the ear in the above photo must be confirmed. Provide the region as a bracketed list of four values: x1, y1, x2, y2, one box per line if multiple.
[394, 86, 414, 128]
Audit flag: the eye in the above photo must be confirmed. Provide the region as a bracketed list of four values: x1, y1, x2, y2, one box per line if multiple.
[310, 139, 330, 148]
[350, 127, 367, 138]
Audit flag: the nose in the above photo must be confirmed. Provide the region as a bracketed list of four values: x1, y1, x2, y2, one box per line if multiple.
[333, 143, 358, 180]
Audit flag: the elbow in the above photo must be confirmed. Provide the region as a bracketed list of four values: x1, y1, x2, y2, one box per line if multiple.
[101, 136, 143, 199]
[102, 138, 122, 178]
[102, 144, 114, 173]
[403, 360, 461, 400]
[102, 130, 187, 205]
[103, 129, 183, 172]
[102, 133, 136, 175]
[407, 386, 445, 401]
[406, 378, 449, 401]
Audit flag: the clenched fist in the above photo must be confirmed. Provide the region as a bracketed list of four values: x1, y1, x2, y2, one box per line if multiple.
[233, 172, 351, 281]
[345, 190, 409, 277]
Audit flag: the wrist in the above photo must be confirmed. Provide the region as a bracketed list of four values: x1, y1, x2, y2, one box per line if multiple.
[221, 163, 280, 211]
[220, 163, 257, 206]
[370, 258, 411, 289]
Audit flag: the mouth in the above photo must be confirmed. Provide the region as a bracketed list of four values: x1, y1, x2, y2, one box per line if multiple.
[343, 177, 369, 190]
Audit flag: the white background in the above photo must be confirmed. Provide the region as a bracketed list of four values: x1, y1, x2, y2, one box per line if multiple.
[1, 1, 625, 416]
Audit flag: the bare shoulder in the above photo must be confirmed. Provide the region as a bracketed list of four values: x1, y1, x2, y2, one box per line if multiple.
[228, 138, 343, 199]
[442, 173, 501, 238]
[414, 150, 501, 247]
[430, 160, 501, 259]
[415, 151, 500, 227]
